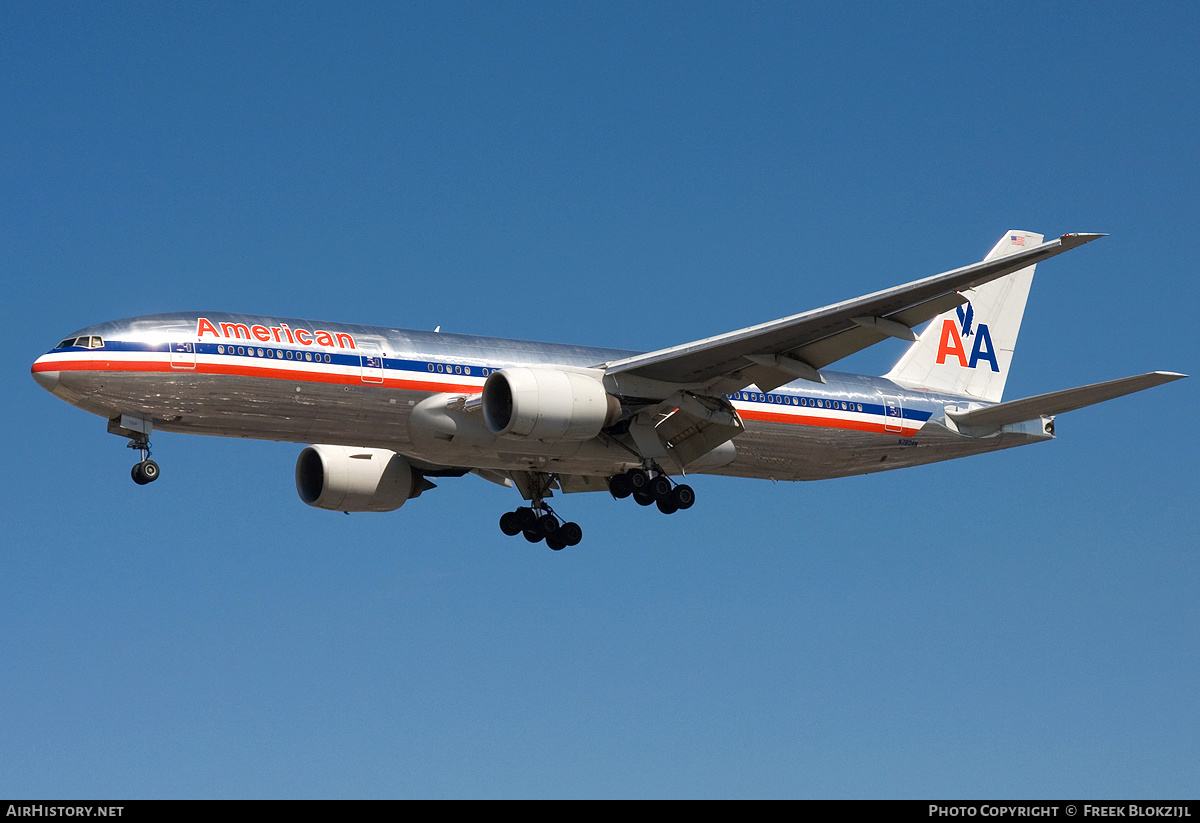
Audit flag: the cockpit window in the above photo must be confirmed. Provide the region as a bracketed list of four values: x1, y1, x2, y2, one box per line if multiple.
[54, 336, 103, 350]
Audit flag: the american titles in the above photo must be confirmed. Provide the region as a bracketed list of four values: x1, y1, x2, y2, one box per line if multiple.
[196, 317, 356, 350]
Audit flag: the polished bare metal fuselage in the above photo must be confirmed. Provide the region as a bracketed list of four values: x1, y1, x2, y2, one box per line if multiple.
[34, 312, 1051, 485]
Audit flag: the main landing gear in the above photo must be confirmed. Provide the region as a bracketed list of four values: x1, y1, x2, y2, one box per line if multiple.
[607, 468, 695, 515]
[496, 468, 695, 551]
[499, 504, 583, 551]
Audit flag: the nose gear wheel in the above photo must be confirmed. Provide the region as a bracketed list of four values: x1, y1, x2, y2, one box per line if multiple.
[123, 431, 161, 485]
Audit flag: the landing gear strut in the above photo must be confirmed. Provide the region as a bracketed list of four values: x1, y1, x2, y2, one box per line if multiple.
[608, 467, 694, 514]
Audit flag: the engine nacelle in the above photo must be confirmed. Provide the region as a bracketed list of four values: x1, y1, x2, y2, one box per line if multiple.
[295, 445, 417, 512]
[482, 367, 621, 442]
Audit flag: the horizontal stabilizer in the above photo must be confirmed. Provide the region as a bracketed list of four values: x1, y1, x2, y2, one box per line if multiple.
[946, 371, 1186, 433]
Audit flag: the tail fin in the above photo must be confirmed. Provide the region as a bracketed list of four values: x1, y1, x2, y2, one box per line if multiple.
[885, 230, 1043, 402]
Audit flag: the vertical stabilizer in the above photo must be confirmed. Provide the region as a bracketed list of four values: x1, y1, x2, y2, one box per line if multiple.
[885, 231, 1043, 402]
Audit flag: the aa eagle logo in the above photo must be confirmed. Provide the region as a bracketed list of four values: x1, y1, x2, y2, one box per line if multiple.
[936, 301, 998, 372]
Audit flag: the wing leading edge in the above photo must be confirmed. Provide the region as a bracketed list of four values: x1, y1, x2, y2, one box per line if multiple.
[602, 232, 1105, 394]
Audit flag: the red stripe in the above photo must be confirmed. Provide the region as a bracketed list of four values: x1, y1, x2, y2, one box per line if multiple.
[738, 408, 920, 436]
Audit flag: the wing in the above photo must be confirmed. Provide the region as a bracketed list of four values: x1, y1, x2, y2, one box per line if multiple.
[602, 232, 1104, 394]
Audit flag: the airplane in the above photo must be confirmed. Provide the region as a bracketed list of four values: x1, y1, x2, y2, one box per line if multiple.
[31, 230, 1184, 550]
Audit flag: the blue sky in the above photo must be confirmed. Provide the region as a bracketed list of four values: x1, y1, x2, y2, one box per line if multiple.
[3, 2, 1197, 798]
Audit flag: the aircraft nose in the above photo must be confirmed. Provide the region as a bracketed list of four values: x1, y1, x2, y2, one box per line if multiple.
[31, 357, 60, 393]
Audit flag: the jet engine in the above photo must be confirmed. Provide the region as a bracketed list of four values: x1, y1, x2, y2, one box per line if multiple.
[295, 445, 418, 512]
[481, 367, 621, 442]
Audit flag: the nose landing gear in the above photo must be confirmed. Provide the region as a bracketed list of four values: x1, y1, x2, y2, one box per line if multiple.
[128, 435, 160, 485]
[108, 414, 160, 485]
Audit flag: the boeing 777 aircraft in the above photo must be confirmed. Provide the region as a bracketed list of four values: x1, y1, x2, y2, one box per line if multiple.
[32, 231, 1184, 549]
